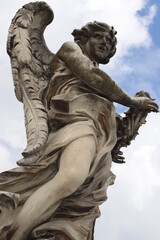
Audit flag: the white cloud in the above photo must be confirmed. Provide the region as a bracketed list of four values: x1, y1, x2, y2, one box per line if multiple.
[0, 114, 26, 149]
[70, 0, 157, 79]
[0, 144, 16, 172]
[95, 113, 160, 239]
[139, 4, 157, 26]
[80, 0, 156, 56]
[125, 144, 160, 211]
[0, 1, 159, 240]
[0, 0, 157, 71]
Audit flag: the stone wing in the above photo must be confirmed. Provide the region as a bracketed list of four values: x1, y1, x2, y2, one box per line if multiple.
[7, 2, 55, 166]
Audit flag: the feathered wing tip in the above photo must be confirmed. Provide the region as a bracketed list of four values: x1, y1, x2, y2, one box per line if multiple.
[7, 2, 55, 166]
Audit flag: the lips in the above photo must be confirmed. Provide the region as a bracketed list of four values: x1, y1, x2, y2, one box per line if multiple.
[99, 45, 106, 51]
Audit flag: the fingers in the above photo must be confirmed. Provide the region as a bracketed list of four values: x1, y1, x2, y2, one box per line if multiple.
[148, 104, 159, 112]
[112, 150, 126, 164]
[150, 100, 159, 108]
[147, 99, 159, 112]
[141, 97, 159, 112]
[132, 96, 159, 112]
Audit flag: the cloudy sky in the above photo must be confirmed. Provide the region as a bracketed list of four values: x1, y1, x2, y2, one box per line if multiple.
[0, 0, 160, 239]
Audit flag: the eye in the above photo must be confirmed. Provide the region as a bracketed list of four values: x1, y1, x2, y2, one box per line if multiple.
[105, 38, 111, 44]
[93, 33, 103, 39]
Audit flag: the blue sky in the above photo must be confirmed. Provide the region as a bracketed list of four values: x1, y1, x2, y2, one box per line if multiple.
[0, 1, 160, 239]
[149, 0, 160, 44]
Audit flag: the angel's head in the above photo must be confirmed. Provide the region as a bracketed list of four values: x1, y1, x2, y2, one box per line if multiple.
[72, 21, 117, 64]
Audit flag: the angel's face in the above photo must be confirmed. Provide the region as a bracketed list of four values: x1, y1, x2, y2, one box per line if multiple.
[84, 30, 112, 64]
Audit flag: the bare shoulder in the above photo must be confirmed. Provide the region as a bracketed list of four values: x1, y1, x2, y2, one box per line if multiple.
[57, 41, 82, 55]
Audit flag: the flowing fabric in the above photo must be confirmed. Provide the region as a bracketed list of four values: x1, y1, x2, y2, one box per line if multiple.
[0, 58, 117, 239]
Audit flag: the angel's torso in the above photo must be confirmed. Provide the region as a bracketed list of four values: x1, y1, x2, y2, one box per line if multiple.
[44, 56, 115, 135]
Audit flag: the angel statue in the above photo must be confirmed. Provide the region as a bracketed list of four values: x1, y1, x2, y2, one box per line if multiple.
[0, 2, 158, 240]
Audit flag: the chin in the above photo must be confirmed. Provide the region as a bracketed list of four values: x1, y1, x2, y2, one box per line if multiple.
[96, 56, 109, 64]
[99, 58, 109, 64]
[95, 53, 108, 64]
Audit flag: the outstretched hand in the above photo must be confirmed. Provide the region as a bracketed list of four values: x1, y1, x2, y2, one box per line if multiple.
[132, 96, 159, 112]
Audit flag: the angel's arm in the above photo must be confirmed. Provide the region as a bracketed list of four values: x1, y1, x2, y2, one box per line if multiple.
[57, 41, 158, 112]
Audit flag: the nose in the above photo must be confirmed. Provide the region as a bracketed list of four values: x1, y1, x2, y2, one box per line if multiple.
[101, 36, 107, 45]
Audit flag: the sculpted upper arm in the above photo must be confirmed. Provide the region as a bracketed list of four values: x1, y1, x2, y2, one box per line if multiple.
[57, 41, 93, 74]
[57, 41, 101, 88]
[57, 41, 83, 59]
[56, 42, 134, 106]
[57, 42, 117, 100]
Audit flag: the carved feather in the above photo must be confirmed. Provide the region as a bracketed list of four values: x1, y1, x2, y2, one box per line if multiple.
[10, 58, 23, 102]
[13, 27, 31, 65]
[21, 72, 48, 156]
[7, 2, 55, 165]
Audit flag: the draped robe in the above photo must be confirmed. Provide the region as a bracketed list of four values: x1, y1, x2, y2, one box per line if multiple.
[0, 56, 117, 240]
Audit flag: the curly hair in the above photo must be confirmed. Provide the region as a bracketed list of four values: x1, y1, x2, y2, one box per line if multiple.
[72, 21, 117, 64]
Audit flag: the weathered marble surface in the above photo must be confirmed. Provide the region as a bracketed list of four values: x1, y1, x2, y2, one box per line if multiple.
[0, 2, 158, 240]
